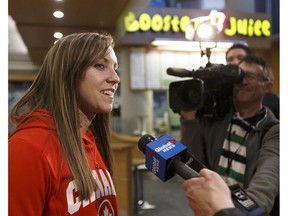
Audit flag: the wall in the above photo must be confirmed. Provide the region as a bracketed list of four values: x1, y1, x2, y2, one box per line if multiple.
[255, 35, 279, 94]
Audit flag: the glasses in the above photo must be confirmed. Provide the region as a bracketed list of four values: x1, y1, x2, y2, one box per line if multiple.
[243, 71, 269, 82]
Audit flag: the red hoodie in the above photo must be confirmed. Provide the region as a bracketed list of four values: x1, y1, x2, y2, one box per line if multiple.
[9, 109, 118, 216]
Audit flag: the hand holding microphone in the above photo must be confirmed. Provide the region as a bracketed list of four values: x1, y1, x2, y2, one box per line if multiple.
[138, 134, 267, 216]
[182, 168, 236, 216]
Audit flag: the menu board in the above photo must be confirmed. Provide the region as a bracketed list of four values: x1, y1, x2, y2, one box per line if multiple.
[130, 48, 225, 90]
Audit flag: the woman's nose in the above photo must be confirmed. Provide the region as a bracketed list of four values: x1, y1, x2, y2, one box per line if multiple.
[109, 70, 120, 84]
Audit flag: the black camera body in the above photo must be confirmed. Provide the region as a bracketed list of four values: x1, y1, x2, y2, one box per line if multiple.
[167, 64, 244, 119]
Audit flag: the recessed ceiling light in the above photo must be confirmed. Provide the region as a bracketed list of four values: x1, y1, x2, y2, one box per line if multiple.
[54, 32, 63, 39]
[53, 11, 64, 19]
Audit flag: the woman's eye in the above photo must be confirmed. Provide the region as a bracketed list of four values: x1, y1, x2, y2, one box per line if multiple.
[94, 64, 105, 69]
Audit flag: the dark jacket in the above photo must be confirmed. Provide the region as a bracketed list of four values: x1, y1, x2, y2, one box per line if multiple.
[180, 107, 279, 214]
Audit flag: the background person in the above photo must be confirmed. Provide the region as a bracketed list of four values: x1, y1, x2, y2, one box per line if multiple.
[9, 32, 120, 215]
[225, 43, 255, 65]
[180, 54, 279, 215]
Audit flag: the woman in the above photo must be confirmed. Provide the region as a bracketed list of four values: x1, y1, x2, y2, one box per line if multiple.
[9, 32, 120, 215]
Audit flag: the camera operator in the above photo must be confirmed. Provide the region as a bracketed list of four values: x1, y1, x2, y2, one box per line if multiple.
[226, 43, 279, 119]
[180, 54, 279, 215]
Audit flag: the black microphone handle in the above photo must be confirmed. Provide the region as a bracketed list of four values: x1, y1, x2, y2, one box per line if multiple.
[168, 157, 199, 180]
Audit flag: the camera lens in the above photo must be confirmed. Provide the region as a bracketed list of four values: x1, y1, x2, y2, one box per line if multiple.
[169, 79, 204, 112]
[181, 85, 201, 108]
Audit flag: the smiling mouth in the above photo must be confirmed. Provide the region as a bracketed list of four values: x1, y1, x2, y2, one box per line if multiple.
[101, 90, 114, 96]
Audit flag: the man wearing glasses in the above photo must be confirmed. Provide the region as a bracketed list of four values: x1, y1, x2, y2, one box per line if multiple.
[180, 54, 279, 215]
[226, 43, 279, 119]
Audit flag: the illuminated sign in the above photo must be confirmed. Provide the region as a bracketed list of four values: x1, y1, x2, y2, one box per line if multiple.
[224, 17, 270, 37]
[124, 11, 271, 37]
[125, 12, 191, 33]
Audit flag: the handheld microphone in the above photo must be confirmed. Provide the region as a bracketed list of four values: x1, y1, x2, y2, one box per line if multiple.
[138, 134, 267, 216]
[138, 134, 198, 181]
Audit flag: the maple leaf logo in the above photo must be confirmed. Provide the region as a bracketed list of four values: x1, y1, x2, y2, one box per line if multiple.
[166, 139, 176, 144]
[102, 206, 112, 216]
[98, 199, 115, 216]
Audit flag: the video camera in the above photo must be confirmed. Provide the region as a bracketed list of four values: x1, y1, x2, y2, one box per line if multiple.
[167, 64, 245, 119]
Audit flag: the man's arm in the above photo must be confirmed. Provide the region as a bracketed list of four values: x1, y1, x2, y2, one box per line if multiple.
[245, 124, 279, 213]
[180, 110, 205, 163]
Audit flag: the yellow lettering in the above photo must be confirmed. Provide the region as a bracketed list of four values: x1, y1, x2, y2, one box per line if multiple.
[171, 16, 180, 32]
[124, 12, 271, 37]
[124, 12, 139, 32]
[262, 20, 271, 36]
[163, 15, 171, 32]
[224, 17, 271, 37]
[225, 17, 237, 36]
[248, 19, 254, 37]
[151, 14, 163, 32]
[139, 13, 151, 31]
[180, 16, 191, 32]
[237, 19, 248, 35]
[253, 19, 262, 36]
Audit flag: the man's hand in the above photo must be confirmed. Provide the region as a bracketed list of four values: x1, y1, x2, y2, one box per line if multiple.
[182, 169, 234, 216]
[180, 110, 197, 120]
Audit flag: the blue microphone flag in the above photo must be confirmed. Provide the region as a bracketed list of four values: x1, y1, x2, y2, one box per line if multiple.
[145, 134, 187, 181]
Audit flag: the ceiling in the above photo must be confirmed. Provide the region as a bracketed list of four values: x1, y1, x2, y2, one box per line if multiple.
[8, 0, 135, 67]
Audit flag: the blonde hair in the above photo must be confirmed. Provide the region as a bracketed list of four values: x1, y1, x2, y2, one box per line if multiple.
[10, 32, 115, 200]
